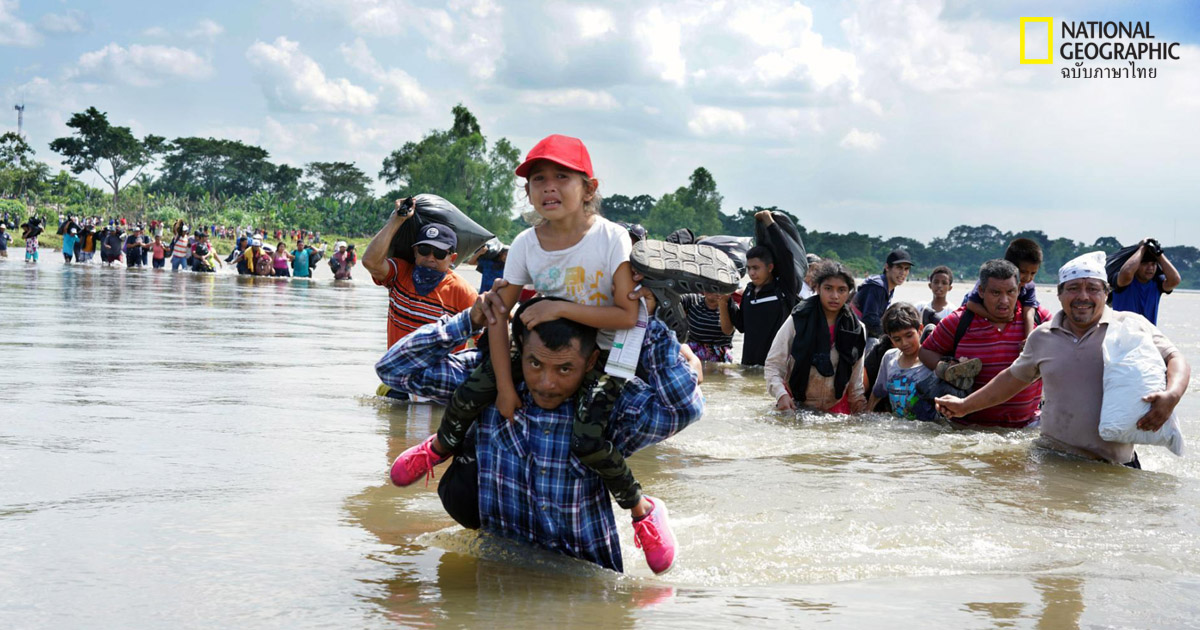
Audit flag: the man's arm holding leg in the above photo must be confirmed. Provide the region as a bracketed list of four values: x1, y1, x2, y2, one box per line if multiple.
[935, 368, 1031, 419]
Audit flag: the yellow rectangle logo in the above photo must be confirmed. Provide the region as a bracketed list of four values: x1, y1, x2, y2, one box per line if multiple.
[1020, 17, 1054, 64]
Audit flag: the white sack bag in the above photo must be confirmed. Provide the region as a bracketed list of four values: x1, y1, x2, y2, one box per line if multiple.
[1099, 316, 1185, 455]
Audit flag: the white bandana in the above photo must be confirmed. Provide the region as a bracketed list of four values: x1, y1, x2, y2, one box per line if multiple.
[1058, 251, 1106, 284]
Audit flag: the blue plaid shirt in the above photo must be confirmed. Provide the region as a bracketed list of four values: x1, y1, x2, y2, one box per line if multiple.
[376, 310, 704, 572]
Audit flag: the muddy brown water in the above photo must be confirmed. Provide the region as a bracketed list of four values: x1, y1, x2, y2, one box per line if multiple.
[2, 256, 1199, 628]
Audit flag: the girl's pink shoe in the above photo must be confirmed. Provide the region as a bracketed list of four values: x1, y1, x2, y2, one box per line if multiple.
[390, 435, 448, 487]
[632, 496, 677, 575]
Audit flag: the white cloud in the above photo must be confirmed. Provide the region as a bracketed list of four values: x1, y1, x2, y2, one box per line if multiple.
[421, 0, 504, 80]
[634, 7, 686, 86]
[69, 44, 214, 87]
[688, 106, 747, 137]
[574, 6, 615, 40]
[142, 26, 169, 38]
[839, 127, 883, 151]
[308, 0, 504, 80]
[187, 19, 224, 41]
[0, 0, 40, 46]
[246, 36, 378, 114]
[842, 0, 993, 92]
[517, 89, 619, 111]
[338, 38, 430, 113]
[39, 9, 89, 35]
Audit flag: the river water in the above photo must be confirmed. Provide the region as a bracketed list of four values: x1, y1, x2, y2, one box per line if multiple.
[2, 257, 1199, 629]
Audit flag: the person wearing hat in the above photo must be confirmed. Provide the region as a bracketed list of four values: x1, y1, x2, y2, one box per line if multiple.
[234, 237, 268, 275]
[0, 222, 11, 258]
[919, 259, 1052, 430]
[936, 252, 1190, 467]
[852, 248, 912, 342]
[124, 225, 151, 267]
[330, 241, 357, 280]
[169, 223, 193, 271]
[62, 224, 80, 264]
[363, 201, 477, 349]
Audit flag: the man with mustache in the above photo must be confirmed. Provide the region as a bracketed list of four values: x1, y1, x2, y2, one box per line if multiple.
[935, 252, 1190, 467]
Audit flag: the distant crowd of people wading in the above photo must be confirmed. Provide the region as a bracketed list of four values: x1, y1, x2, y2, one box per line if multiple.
[2, 135, 1190, 578]
[0, 214, 357, 279]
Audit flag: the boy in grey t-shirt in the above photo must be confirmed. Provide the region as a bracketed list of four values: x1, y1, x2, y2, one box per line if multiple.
[868, 303, 955, 421]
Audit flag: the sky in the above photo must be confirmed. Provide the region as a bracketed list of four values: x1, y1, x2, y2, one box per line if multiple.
[2, 0, 1198, 246]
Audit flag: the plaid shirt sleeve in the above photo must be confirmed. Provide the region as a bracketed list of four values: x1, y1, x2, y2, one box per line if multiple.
[609, 318, 705, 455]
[374, 310, 482, 404]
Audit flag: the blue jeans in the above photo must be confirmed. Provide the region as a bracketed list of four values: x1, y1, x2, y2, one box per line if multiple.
[171, 256, 188, 271]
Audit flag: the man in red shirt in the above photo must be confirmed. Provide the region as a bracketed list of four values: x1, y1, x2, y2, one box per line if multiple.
[919, 259, 1050, 429]
[363, 199, 478, 351]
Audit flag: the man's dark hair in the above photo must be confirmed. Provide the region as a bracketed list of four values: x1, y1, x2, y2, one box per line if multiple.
[929, 265, 953, 282]
[882, 302, 922, 335]
[1005, 238, 1043, 266]
[746, 245, 774, 266]
[512, 296, 598, 357]
[978, 259, 1019, 287]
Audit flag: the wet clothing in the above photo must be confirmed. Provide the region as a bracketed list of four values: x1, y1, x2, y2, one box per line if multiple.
[25, 237, 38, 261]
[374, 257, 476, 349]
[375, 310, 703, 573]
[1010, 308, 1177, 464]
[921, 304, 1051, 429]
[291, 247, 315, 278]
[0, 231, 10, 254]
[332, 251, 355, 280]
[1112, 274, 1169, 325]
[872, 349, 937, 420]
[765, 298, 867, 412]
[852, 275, 893, 338]
[62, 233, 79, 261]
[681, 294, 733, 362]
[729, 280, 791, 366]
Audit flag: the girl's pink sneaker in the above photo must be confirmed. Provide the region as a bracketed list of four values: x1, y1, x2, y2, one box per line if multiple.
[632, 496, 677, 575]
[390, 435, 448, 487]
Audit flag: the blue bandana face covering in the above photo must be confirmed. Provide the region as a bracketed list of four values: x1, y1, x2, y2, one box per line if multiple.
[412, 265, 447, 295]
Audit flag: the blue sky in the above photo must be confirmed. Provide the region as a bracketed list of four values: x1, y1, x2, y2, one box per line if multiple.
[3, 0, 1198, 246]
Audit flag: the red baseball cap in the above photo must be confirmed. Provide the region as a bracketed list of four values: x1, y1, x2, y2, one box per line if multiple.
[514, 134, 594, 178]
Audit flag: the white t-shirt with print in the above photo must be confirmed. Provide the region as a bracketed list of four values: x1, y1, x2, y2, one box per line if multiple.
[504, 216, 633, 349]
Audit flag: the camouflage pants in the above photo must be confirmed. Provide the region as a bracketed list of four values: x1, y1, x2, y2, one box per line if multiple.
[437, 348, 643, 510]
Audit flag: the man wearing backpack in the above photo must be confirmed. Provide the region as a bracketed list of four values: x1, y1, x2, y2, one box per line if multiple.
[935, 252, 1189, 467]
[918, 259, 1051, 429]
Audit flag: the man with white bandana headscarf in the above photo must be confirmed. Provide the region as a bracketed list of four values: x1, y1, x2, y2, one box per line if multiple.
[937, 252, 1190, 467]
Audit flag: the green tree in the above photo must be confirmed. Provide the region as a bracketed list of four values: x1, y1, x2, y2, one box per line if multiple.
[0, 132, 39, 198]
[603, 194, 656, 225]
[646, 191, 693, 237]
[305, 161, 372, 203]
[379, 104, 519, 237]
[156, 137, 277, 198]
[49, 107, 165, 212]
[680, 167, 723, 236]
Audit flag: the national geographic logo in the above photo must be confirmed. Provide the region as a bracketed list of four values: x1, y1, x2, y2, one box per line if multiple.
[1020, 18, 1182, 78]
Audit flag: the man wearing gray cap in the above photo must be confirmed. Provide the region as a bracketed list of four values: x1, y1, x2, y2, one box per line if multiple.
[936, 252, 1190, 467]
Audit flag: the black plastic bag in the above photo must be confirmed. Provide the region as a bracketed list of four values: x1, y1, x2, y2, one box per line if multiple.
[755, 211, 808, 297]
[665, 228, 695, 245]
[697, 235, 752, 278]
[388, 194, 494, 268]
